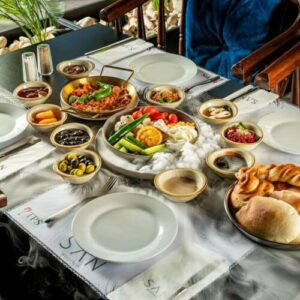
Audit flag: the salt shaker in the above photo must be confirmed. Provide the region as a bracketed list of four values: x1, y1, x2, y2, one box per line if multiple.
[22, 52, 39, 82]
[37, 44, 53, 76]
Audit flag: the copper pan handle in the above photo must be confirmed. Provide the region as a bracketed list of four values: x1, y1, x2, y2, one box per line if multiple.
[100, 65, 134, 83]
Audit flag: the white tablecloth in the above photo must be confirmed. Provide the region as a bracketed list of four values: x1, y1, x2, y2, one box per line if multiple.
[1, 47, 300, 299]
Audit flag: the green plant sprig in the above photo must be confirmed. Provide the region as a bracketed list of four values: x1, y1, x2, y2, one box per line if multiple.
[0, 0, 64, 44]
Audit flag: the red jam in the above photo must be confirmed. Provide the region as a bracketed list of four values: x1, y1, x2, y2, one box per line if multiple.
[17, 86, 49, 99]
[225, 123, 258, 144]
[63, 64, 86, 75]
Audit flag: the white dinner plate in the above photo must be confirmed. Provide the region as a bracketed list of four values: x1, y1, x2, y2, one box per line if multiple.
[258, 110, 300, 155]
[72, 192, 178, 263]
[129, 53, 197, 85]
[0, 103, 28, 149]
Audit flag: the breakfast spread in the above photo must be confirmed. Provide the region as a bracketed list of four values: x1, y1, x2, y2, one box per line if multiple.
[17, 86, 49, 99]
[67, 81, 132, 113]
[230, 164, 300, 244]
[63, 64, 87, 75]
[203, 105, 232, 119]
[33, 109, 60, 124]
[57, 153, 96, 176]
[55, 128, 90, 146]
[225, 122, 258, 144]
[108, 106, 198, 156]
[213, 153, 247, 173]
[163, 176, 198, 195]
[149, 87, 181, 104]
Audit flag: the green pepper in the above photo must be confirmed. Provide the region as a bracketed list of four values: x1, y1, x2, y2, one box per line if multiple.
[119, 139, 143, 153]
[77, 94, 89, 104]
[237, 122, 247, 129]
[141, 144, 166, 155]
[68, 95, 78, 103]
[119, 146, 128, 153]
[93, 87, 112, 101]
[126, 135, 146, 149]
[96, 81, 112, 89]
[108, 113, 149, 145]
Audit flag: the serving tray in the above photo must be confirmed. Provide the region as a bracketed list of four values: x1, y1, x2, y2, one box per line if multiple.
[224, 184, 300, 250]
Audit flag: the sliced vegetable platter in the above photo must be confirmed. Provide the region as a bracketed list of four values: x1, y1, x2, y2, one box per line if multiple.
[102, 106, 200, 161]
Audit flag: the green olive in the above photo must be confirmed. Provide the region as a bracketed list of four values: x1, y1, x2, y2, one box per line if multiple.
[86, 164, 95, 174]
[78, 162, 86, 172]
[58, 161, 68, 173]
[74, 169, 84, 176]
[70, 169, 77, 175]
[67, 153, 77, 161]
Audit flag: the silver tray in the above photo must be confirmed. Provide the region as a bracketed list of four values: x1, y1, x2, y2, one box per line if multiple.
[224, 183, 300, 250]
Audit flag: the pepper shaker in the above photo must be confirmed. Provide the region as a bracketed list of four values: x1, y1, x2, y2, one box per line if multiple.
[37, 44, 53, 76]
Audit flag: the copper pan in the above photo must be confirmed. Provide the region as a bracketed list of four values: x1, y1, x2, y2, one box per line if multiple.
[60, 65, 138, 120]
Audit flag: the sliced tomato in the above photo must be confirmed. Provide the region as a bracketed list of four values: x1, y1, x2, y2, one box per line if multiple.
[150, 111, 163, 121]
[168, 113, 179, 124]
[132, 110, 143, 119]
[143, 106, 159, 116]
[161, 112, 169, 119]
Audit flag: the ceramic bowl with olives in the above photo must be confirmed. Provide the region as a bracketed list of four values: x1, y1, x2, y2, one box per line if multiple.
[50, 123, 94, 152]
[53, 150, 101, 184]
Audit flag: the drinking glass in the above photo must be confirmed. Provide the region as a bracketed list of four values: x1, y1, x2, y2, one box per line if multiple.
[22, 52, 39, 82]
[37, 44, 53, 76]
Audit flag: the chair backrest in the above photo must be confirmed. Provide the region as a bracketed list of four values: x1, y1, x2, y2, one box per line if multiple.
[99, 0, 167, 49]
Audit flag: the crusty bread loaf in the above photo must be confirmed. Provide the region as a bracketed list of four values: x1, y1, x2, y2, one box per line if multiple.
[271, 190, 300, 214]
[231, 176, 274, 210]
[236, 196, 300, 243]
[237, 164, 300, 187]
[273, 182, 300, 193]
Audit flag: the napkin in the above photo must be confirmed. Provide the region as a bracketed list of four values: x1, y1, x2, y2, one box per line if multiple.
[88, 38, 154, 65]
[0, 140, 54, 182]
[108, 242, 226, 300]
[224, 86, 279, 114]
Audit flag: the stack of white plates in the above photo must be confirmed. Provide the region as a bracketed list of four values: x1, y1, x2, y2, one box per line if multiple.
[0, 103, 28, 150]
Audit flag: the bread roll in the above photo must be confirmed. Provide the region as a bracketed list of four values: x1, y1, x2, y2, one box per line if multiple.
[291, 234, 300, 244]
[237, 164, 300, 187]
[236, 196, 300, 243]
[231, 178, 274, 210]
[273, 182, 300, 193]
[271, 190, 300, 214]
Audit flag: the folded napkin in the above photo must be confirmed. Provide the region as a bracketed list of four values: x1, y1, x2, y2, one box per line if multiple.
[88, 38, 154, 65]
[224, 86, 279, 114]
[108, 242, 226, 300]
[0, 140, 54, 182]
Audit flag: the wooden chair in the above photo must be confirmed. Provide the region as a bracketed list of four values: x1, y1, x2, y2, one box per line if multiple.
[99, 0, 166, 49]
[255, 42, 300, 107]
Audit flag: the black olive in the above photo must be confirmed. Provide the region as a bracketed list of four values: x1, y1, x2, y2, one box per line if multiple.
[71, 158, 79, 168]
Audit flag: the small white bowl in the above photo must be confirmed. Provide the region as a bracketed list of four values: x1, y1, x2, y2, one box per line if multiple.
[53, 149, 101, 184]
[13, 81, 52, 107]
[206, 148, 256, 179]
[56, 59, 95, 80]
[144, 85, 185, 109]
[199, 99, 238, 125]
[221, 121, 263, 150]
[154, 168, 207, 202]
[26, 104, 68, 133]
[50, 122, 94, 152]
